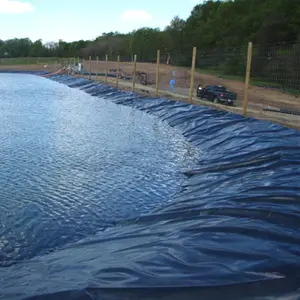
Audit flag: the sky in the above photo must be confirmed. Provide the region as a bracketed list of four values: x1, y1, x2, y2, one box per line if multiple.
[0, 0, 203, 42]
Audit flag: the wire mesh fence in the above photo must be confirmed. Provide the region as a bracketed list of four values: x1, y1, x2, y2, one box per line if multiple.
[82, 44, 300, 126]
[1, 41, 300, 128]
[249, 42, 300, 115]
[194, 47, 248, 106]
[117, 56, 135, 89]
[251, 42, 300, 92]
[157, 52, 191, 97]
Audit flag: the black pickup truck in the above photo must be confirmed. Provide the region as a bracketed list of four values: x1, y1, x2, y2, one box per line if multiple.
[196, 85, 237, 105]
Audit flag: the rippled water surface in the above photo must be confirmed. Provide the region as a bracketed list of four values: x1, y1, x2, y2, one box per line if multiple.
[0, 74, 199, 265]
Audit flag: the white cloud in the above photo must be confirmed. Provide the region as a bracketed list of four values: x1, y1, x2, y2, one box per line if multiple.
[120, 10, 152, 22]
[0, 0, 34, 14]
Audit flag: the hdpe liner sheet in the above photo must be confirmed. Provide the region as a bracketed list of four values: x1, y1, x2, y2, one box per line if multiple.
[1, 74, 300, 300]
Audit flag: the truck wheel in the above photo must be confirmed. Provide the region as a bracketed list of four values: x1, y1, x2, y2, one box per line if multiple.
[213, 97, 219, 104]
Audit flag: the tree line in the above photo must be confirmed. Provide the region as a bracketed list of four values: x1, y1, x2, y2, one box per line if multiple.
[1, 0, 300, 89]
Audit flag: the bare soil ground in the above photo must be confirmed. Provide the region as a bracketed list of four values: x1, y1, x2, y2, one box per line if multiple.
[1, 62, 299, 130]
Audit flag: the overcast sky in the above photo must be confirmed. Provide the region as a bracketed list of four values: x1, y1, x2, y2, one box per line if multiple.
[0, 0, 202, 42]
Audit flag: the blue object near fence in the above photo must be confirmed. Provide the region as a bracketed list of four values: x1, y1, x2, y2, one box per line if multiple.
[170, 78, 175, 92]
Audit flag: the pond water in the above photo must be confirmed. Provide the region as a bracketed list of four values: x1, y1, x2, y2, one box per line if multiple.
[0, 74, 199, 265]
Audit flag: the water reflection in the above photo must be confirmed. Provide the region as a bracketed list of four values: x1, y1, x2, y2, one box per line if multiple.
[0, 74, 200, 265]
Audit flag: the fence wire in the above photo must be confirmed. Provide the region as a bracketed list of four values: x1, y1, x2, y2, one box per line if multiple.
[88, 46, 300, 123]
[1, 41, 300, 128]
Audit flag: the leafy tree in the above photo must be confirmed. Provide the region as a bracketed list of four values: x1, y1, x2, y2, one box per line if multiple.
[1, 0, 300, 88]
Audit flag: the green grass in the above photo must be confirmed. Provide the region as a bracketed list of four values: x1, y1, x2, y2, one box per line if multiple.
[0, 57, 68, 65]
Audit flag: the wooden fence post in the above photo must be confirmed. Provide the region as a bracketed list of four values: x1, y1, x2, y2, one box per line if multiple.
[156, 50, 160, 97]
[188, 47, 197, 104]
[82, 58, 85, 78]
[96, 56, 99, 81]
[243, 41, 253, 115]
[116, 55, 120, 88]
[88, 56, 91, 80]
[132, 54, 137, 91]
[105, 54, 108, 83]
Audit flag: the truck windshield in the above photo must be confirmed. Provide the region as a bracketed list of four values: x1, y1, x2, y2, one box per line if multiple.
[215, 87, 226, 92]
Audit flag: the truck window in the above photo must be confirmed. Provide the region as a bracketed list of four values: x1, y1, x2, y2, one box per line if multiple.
[214, 86, 226, 92]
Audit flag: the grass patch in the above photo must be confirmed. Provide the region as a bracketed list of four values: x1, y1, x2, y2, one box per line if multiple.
[0, 57, 68, 65]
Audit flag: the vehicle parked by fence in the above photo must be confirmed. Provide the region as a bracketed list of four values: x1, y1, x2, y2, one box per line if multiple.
[197, 85, 237, 105]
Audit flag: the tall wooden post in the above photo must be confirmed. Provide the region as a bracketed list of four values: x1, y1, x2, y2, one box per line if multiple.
[243, 42, 253, 115]
[82, 58, 85, 78]
[116, 55, 120, 88]
[96, 56, 99, 81]
[105, 54, 108, 83]
[88, 56, 91, 80]
[155, 50, 160, 97]
[132, 54, 137, 91]
[188, 47, 197, 104]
